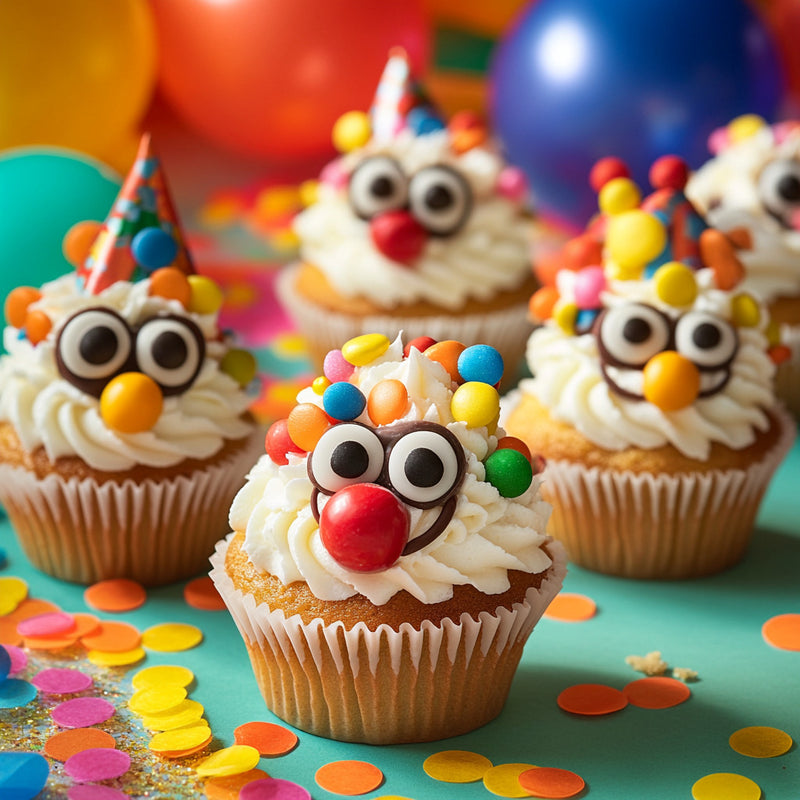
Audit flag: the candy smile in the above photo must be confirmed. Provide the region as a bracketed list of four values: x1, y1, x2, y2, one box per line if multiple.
[603, 364, 729, 401]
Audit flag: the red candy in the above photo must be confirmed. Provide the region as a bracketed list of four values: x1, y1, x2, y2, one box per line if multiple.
[563, 234, 603, 271]
[403, 336, 437, 358]
[265, 419, 306, 465]
[369, 210, 427, 264]
[496, 436, 532, 462]
[589, 157, 630, 192]
[649, 155, 689, 191]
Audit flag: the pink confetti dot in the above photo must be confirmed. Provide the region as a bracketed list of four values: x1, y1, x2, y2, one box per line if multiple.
[64, 748, 131, 783]
[239, 778, 312, 800]
[16, 611, 75, 637]
[32, 668, 93, 695]
[5, 645, 27, 676]
[52, 697, 116, 728]
[68, 786, 130, 800]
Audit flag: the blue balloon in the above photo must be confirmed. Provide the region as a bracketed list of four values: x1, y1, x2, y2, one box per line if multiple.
[490, 0, 785, 228]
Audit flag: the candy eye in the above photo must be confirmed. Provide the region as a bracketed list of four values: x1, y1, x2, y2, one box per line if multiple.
[597, 303, 671, 367]
[56, 308, 132, 395]
[135, 315, 205, 395]
[348, 156, 408, 220]
[408, 165, 472, 236]
[309, 423, 384, 494]
[757, 158, 800, 223]
[386, 427, 463, 507]
[675, 311, 737, 369]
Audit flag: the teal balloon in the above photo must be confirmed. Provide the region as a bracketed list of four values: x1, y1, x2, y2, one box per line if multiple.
[0, 148, 121, 354]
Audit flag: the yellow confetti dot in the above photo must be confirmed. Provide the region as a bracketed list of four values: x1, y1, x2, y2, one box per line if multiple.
[483, 763, 538, 798]
[128, 685, 188, 716]
[312, 375, 331, 395]
[333, 110, 371, 153]
[149, 722, 211, 754]
[0, 577, 28, 615]
[553, 300, 578, 334]
[729, 726, 793, 758]
[87, 647, 146, 667]
[692, 772, 761, 800]
[196, 745, 261, 778]
[142, 622, 203, 652]
[450, 382, 500, 429]
[255, 185, 301, 217]
[607, 210, 667, 270]
[187, 275, 224, 315]
[132, 665, 195, 691]
[141, 700, 206, 731]
[731, 294, 761, 328]
[654, 262, 698, 307]
[423, 750, 493, 783]
[598, 177, 641, 215]
[342, 333, 390, 366]
[728, 114, 766, 144]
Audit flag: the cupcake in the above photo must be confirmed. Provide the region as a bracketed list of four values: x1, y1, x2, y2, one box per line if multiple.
[504, 161, 795, 580]
[0, 135, 263, 586]
[686, 115, 800, 415]
[279, 48, 535, 380]
[210, 333, 566, 744]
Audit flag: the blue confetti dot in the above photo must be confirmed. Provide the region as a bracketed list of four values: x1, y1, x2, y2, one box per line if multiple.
[322, 382, 366, 422]
[131, 227, 178, 271]
[457, 345, 504, 386]
[0, 752, 49, 800]
[0, 678, 37, 709]
[0, 545, 5, 566]
[0, 645, 10, 682]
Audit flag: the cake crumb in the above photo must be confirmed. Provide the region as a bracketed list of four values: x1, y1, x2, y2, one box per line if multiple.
[625, 651, 668, 676]
[672, 666, 699, 682]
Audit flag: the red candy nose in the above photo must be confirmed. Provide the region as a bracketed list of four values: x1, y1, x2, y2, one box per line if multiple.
[319, 483, 409, 572]
[370, 210, 427, 264]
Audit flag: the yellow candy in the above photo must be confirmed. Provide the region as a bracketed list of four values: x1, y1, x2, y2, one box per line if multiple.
[342, 333, 390, 366]
[766, 319, 782, 347]
[312, 375, 331, 394]
[332, 110, 371, 153]
[299, 179, 319, 208]
[133, 665, 194, 691]
[450, 382, 500, 429]
[643, 352, 700, 411]
[100, 372, 163, 433]
[196, 744, 261, 777]
[552, 300, 578, 334]
[654, 262, 698, 307]
[220, 348, 257, 386]
[731, 293, 761, 328]
[187, 275, 224, 315]
[605, 261, 645, 282]
[606, 210, 667, 269]
[598, 177, 641, 216]
[728, 114, 766, 144]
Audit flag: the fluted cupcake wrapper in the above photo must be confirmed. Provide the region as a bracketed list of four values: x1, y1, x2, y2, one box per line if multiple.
[774, 322, 800, 417]
[0, 431, 263, 586]
[541, 405, 796, 579]
[210, 534, 567, 744]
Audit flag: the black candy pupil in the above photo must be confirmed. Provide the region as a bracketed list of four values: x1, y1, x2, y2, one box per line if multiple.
[405, 448, 443, 488]
[693, 323, 721, 350]
[152, 331, 187, 369]
[331, 441, 370, 479]
[622, 317, 651, 344]
[777, 174, 800, 202]
[371, 176, 395, 199]
[425, 184, 453, 211]
[80, 326, 118, 365]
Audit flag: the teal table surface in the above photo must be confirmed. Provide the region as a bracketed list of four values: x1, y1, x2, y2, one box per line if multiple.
[1, 435, 798, 800]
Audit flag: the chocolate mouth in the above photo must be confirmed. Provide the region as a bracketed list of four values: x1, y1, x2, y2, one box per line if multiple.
[601, 363, 731, 401]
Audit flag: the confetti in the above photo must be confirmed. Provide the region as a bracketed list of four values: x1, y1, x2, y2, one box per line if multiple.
[43, 728, 117, 762]
[623, 677, 691, 709]
[729, 726, 793, 758]
[184, 576, 227, 611]
[52, 697, 116, 728]
[483, 763, 537, 798]
[234, 721, 298, 756]
[204, 768, 270, 800]
[691, 772, 762, 800]
[149, 722, 212, 754]
[1, 599, 60, 645]
[84, 579, 147, 613]
[518, 767, 586, 799]
[80, 621, 141, 653]
[0, 751, 49, 800]
[0, 644, 10, 680]
[32, 667, 93, 695]
[0, 576, 28, 615]
[4, 644, 27, 675]
[68, 786, 130, 800]
[315, 760, 384, 795]
[423, 750, 493, 783]
[557, 683, 628, 715]
[70, 614, 102, 639]
[142, 622, 203, 652]
[140, 699, 206, 731]
[128, 685, 188, 716]
[132, 664, 194, 690]
[196, 745, 261, 777]
[762, 613, 800, 651]
[0, 678, 37, 708]
[87, 647, 146, 667]
[64, 748, 131, 783]
[16, 611, 75, 638]
[543, 593, 597, 622]
[239, 778, 312, 800]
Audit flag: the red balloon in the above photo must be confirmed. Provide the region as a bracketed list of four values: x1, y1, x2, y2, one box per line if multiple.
[149, 0, 431, 159]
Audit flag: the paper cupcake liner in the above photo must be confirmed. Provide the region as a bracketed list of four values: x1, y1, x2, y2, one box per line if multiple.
[276, 265, 533, 383]
[775, 322, 800, 416]
[0, 431, 263, 586]
[540, 406, 795, 579]
[210, 535, 567, 744]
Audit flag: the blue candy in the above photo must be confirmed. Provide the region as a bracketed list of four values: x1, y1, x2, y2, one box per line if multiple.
[406, 106, 446, 136]
[131, 226, 178, 271]
[322, 382, 367, 422]
[457, 344, 504, 386]
[0, 751, 50, 800]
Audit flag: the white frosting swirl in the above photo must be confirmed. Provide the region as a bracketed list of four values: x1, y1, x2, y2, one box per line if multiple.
[233, 337, 552, 605]
[294, 131, 531, 311]
[0, 274, 254, 471]
[524, 270, 776, 460]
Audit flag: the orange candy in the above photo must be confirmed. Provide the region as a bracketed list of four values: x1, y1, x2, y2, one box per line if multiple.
[63, 221, 103, 266]
[367, 380, 409, 425]
[24, 310, 52, 344]
[642, 352, 700, 411]
[100, 373, 164, 433]
[529, 286, 560, 323]
[699, 229, 745, 290]
[4, 286, 41, 327]
[424, 340, 467, 383]
[149, 267, 192, 307]
[287, 403, 330, 451]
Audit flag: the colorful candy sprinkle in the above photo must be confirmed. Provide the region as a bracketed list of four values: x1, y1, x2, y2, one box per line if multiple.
[367, 379, 409, 425]
[731, 293, 761, 328]
[323, 349, 355, 382]
[484, 448, 533, 498]
[322, 382, 366, 421]
[654, 262, 698, 307]
[424, 340, 466, 383]
[450, 382, 500, 429]
[99, 373, 163, 433]
[187, 275, 224, 315]
[457, 345, 503, 386]
[265, 418, 305, 465]
[220, 349, 257, 386]
[341, 333, 390, 366]
[148, 267, 191, 306]
[287, 403, 330, 452]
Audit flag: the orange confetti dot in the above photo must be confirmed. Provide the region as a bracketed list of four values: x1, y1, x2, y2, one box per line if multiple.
[557, 683, 628, 716]
[70, 613, 102, 639]
[543, 593, 597, 623]
[84, 579, 147, 613]
[234, 721, 298, 756]
[184, 576, 227, 611]
[80, 620, 141, 653]
[623, 677, 691, 709]
[204, 768, 271, 800]
[367, 380, 409, 426]
[43, 727, 116, 762]
[287, 403, 330, 451]
[315, 760, 384, 796]
[24, 310, 52, 344]
[518, 767, 586, 799]
[483, 763, 537, 797]
[729, 726, 793, 758]
[149, 267, 191, 307]
[23, 634, 77, 651]
[762, 613, 800, 651]
[0, 598, 61, 646]
[424, 340, 467, 383]
[4, 286, 41, 328]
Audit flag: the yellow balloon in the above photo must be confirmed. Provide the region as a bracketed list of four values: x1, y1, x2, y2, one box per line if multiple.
[0, 0, 156, 162]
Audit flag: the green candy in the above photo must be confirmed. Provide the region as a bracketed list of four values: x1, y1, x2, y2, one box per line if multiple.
[485, 448, 533, 498]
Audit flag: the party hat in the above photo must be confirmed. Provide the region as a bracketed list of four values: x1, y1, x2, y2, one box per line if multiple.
[79, 134, 194, 295]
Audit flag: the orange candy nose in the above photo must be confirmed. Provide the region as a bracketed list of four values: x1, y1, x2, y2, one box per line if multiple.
[100, 373, 164, 433]
[643, 352, 700, 411]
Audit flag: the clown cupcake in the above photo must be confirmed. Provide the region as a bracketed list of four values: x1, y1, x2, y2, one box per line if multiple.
[505, 161, 795, 579]
[686, 115, 800, 414]
[0, 135, 263, 585]
[279, 48, 535, 379]
[210, 333, 566, 744]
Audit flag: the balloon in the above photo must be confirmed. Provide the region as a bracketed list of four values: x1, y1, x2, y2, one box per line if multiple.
[490, 0, 785, 228]
[0, 0, 156, 172]
[149, 0, 431, 159]
[765, 0, 800, 115]
[0, 149, 122, 353]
